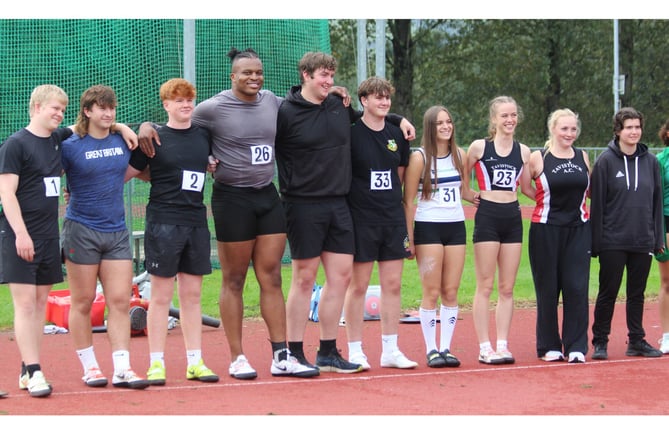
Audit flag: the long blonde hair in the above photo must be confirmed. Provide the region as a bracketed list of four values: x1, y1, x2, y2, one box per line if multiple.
[420, 105, 464, 200]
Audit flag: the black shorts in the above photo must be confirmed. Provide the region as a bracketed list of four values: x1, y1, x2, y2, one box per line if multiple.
[61, 219, 131, 264]
[0, 234, 62, 285]
[211, 182, 286, 242]
[414, 221, 466, 246]
[472, 199, 523, 244]
[144, 222, 212, 277]
[284, 197, 355, 259]
[353, 223, 410, 262]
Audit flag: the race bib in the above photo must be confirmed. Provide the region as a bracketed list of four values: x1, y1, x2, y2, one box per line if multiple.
[181, 170, 205, 192]
[43, 176, 60, 197]
[492, 168, 516, 188]
[437, 185, 460, 208]
[250, 145, 273, 165]
[370, 170, 392, 190]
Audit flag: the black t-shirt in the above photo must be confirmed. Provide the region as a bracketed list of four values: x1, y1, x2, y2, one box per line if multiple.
[347, 119, 410, 225]
[0, 127, 72, 238]
[129, 125, 211, 227]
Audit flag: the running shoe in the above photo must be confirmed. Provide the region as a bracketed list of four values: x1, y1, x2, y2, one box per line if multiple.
[228, 355, 258, 380]
[27, 371, 52, 397]
[380, 350, 418, 369]
[426, 349, 447, 368]
[540, 350, 564, 362]
[497, 348, 515, 364]
[660, 338, 669, 354]
[478, 348, 505, 365]
[187, 359, 219, 382]
[271, 355, 320, 377]
[316, 349, 364, 373]
[19, 369, 52, 392]
[348, 352, 371, 371]
[440, 349, 461, 368]
[112, 368, 150, 389]
[82, 366, 108, 387]
[147, 360, 166, 386]
[626, 339, 662, 358]
[568, 352, 586, 363]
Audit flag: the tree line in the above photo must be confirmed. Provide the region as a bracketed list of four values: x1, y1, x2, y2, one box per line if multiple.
[330, 19, 669, 149]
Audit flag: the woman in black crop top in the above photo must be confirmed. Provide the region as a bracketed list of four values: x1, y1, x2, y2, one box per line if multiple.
[465, 96, 532, 365]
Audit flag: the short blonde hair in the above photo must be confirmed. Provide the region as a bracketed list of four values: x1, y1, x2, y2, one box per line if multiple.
[29, 84, 68, 117]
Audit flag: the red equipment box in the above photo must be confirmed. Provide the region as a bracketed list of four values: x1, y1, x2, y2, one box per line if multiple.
[46, 290, 106, 330]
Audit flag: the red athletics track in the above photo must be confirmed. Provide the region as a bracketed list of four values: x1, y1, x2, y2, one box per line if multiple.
[1, 300, 668, 444]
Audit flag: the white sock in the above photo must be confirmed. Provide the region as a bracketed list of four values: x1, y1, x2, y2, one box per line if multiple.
[381, 334, 398, 354]
[497, 340, 508, 351]
[663, 332, 669, 342]
[348, 341, 363, 357]
[480, 341, 493, 352]
[112, 350, 130, 374]
[439, 305, 458, 352]
[76, 345, 99, 372]
[419, 307, 438, 353]
[150, 352, 165, 367]
[186, 349, 201, 366]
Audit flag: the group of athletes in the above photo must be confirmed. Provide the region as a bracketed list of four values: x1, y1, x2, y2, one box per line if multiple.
[2, 47, 668, 400]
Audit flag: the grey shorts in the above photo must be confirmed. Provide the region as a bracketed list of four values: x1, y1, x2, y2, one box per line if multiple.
[61, 218, 132, 264]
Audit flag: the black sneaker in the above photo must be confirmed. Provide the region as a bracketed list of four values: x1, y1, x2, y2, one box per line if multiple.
[426, 349, 447, 368]
[440, 349, 461, 368]
[626, 339, 662, 358]
[591, 343, 608, 360]
[316, 349, 363, 374]
[290, 352, 319, 370]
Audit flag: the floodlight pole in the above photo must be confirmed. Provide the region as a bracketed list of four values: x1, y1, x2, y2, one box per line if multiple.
[184, 19, 196, 84]
[357, 19, 367, 89]
[375, 19, 386, 79]
[613, 19, 620, 113]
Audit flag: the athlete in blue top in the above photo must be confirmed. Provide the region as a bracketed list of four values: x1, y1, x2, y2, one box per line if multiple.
[61, 85, 149, 390]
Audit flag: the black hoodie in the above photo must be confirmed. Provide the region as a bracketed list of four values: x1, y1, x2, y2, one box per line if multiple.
[275, 85, 353, 201]
[589, 139, 663, 256]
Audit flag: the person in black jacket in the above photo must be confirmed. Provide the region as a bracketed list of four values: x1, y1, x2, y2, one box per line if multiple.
[275, 51, 415, 373]
[590, 107, 664, 360]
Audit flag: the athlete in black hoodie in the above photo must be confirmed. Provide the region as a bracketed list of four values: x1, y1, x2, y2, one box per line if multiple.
[589, 107, 664, 360]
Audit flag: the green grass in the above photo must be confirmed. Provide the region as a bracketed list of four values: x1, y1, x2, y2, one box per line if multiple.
[0, 216, 660, 330]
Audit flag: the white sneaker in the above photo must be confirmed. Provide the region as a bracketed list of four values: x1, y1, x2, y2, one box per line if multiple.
[112, 368, 149, 389]
[478, 348, 505, 365]
[271, 355, 320, 378]
[27, 371, 52, 398]
[82, 366, 108, 387]
[380, 350, 418, 369]
[568, 352, 586, 363]
[349, 352, 371, 370]
[541, 350, 565, 362]
[229, 354, 257, 380]
[659, 338, 669, 354]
